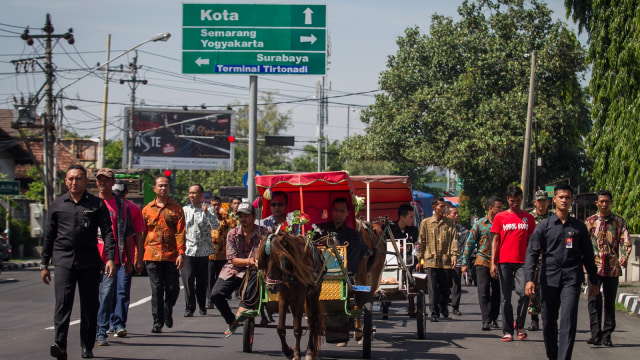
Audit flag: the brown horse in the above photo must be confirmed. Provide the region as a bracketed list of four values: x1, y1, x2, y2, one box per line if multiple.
[257, 232, 325, 360]
[351, 218, 387, 343]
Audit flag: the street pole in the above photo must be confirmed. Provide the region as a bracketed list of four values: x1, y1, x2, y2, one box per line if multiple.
[43, 14, 54, 210]
[99, 34, 111, 169]
[248, 75, 258, 202]
[120, 52, 147, 169]
[520, 50, 537, 210]
[316, 79, 322, 172]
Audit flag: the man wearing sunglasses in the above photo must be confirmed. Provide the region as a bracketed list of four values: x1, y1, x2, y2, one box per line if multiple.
[260, 191, 290, 232]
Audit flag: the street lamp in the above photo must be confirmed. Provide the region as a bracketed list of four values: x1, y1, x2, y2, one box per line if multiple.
[55, 32, 170, 169]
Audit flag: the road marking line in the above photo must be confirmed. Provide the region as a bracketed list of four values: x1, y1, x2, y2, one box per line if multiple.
[46, 286, 183, 330]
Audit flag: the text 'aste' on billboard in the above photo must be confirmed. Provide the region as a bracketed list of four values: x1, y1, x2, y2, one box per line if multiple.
[128, 108, 235, 171]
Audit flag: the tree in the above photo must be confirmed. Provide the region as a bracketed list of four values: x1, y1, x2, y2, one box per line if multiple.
[104, 140, 123, 169]
[566, 0, 640, 232]
[342, 0, 590, 216]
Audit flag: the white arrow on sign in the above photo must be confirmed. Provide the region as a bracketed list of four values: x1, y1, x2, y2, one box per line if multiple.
[300, 34, 317, 45]
[195, 57, 210, 67]
[303, 8, 313, 25]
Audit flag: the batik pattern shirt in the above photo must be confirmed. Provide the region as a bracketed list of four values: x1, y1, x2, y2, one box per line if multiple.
[585, 212, 631, 277]
[183, 203, 219, 257]
[219, 225, 269, 280]
[461, 216, 493, 268]
[142, 197, 186, 262]
[454, 223, 469, 268]
[210, 211, 237, 261]
[417, 216, 458, 269]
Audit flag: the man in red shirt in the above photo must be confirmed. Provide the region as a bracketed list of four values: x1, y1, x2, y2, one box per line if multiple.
[490, 185, 536, 342]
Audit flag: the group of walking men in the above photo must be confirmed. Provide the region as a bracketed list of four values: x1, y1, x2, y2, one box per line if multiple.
[419, 184, 631, 360]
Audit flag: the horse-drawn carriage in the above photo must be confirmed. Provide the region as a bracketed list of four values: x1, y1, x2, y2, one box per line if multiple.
[239, 172, 426, 359]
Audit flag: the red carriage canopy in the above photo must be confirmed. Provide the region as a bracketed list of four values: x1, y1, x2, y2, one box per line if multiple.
[350, 175, 414, 222]
[255, 171, 356, 230]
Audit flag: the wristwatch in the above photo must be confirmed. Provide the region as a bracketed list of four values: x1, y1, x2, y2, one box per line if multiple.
[40, 264, 48, 270]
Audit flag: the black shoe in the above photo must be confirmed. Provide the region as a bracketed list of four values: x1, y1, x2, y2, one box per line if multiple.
[50, 343, 67, 360]
[482, 322, 491, 331]
[602, 338, 613, 347]
[490, 320, 500, 328]
[81, 348, 94, 359]
[452, 309, 462, 316]
[184, 311, 193, 317]
[206, 302, 214, 309]
[442, 308, 449, 318]
[527, 320, 539, 331]
[165, 311, 173, 328]
[151, 325, 163, 333]
[586, 337, 602, 345]
[199, 309, 207, 316]
[430, 315, 439, 322]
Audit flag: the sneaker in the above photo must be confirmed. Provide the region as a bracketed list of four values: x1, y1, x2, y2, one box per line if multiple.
[517, 329, 528, 340]
[482, 322, 491, 331]
[106, 328, 115, 334]
[115, 328, 127, 338]
[452, 309, 462, 316]
[151, 325, 162, 333]
[184, 311, 194, 317]
[430, 315, 439, 322]
[490, 320, 500, 328]
[96, 335, 109, 346]
[527, 320, 539, 331]
[206, 302, 215, 309]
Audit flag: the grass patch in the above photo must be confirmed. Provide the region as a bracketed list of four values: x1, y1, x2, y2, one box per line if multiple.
[615, 302, 629, 312]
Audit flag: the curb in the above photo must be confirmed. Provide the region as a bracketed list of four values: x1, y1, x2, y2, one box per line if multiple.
[617, 293, 640, 315]
[1, 261, 39, 271]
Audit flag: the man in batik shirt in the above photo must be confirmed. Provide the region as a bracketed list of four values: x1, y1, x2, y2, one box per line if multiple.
[584, 190, 631, 347]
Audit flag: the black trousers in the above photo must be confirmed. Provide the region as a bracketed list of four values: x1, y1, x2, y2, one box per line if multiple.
[588, 275, 618, 341]
[476, 265, 500, 324]
[427, 268, 450, 316]
[540, 280, 581, 360]
[211, 270, 258, 325]
[498, 263, 529, 334]
[146, 261, 180, 328]
[181, 255, 209, 312]
[53, 265, 101, 350]
[449, 267, 462, 309]
[207, 259, 227, 304]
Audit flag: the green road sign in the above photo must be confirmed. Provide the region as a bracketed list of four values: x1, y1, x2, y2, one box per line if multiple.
[545, 185, 554, 197]
[182, 3, 327, 75]
[0, 181, 19, 195]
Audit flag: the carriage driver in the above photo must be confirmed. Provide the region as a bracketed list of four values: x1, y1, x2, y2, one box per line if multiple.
[210, 201, 270, 338]
[316, 197, 368, 276]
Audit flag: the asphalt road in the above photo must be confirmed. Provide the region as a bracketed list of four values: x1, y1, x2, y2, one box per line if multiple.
[1, 267, 638, 360]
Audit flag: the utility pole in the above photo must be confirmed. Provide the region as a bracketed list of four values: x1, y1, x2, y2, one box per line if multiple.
[520, 50, 537, 210]
[120, 52, 147, 169]
[18, 14, 75, 210]
[316, 79, 323, 172]
[99, 34, 111, 169]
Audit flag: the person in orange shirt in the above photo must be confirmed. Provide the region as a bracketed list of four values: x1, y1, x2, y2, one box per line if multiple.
[206, 196, 237, 309]
[142, 176, 186, 334]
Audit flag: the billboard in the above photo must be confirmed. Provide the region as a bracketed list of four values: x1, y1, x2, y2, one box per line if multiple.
[128, 108, 235, 170]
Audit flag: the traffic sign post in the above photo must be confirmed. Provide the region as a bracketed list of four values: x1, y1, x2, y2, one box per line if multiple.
[0, 181, 20, 196]
[182, 3, 327, 75]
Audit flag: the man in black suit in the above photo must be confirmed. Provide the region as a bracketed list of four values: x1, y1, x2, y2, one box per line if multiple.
[41, 165, 116, 360]
[525, 183, 599, 360]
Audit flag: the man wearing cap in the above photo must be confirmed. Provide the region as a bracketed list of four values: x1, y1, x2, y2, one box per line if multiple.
[527, 189, 554, 331]
[94, 169, 134, 346]
[142, 176, 186, 334]
[41, 164, 115, 360]
[108, 179, 146, 338]
[210, 201, 269, 337]
[182, 184, 219, 317]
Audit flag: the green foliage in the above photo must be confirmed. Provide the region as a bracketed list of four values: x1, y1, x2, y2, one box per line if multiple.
[569, 0, 640, 232]
[104, 140, 123, 169]
[24, 166, 44, 203]
[341, 0, 590, 217]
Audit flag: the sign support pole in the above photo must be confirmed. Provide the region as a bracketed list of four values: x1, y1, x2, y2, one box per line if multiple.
[248, 75, 258, 202]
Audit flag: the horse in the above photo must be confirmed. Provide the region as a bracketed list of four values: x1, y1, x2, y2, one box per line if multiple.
[257, 232, 325, 360]
[351, 218, 388, 343]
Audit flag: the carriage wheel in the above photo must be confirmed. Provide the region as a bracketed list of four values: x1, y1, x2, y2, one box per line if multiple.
[416, 290, 427, 339]
[242, 318, 255, 353]
[362, 301, 373, 359]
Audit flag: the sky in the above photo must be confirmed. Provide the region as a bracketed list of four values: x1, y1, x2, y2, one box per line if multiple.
[0, 0, 583, 160]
